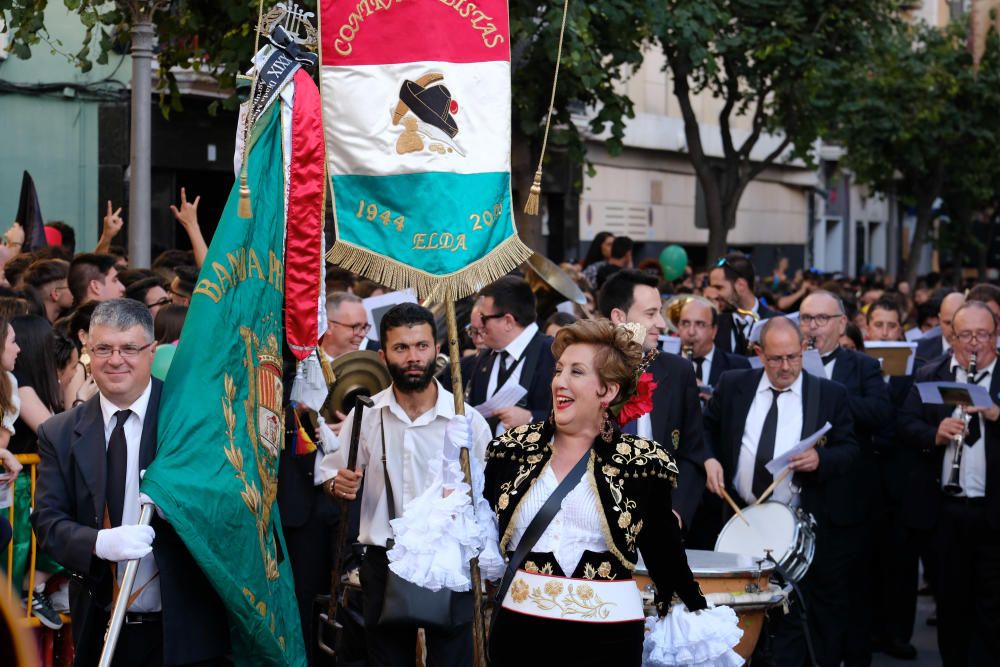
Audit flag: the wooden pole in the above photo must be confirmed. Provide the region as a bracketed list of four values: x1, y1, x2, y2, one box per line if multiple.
[445, 299, 487, 667]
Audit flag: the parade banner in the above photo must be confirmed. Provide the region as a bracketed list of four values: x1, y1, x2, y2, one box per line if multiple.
[320, 0, 531, 299]
[142, 101, 306, 666]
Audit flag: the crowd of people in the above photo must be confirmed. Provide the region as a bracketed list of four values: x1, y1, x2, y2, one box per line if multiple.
[1, 205, 996, 667]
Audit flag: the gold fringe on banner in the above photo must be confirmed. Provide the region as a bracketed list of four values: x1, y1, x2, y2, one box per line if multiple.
[523, 0, 570, 216]
[325, 235, 533, 304]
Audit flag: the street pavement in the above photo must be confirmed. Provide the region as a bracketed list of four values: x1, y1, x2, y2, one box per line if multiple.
[872, 594, 941, 667]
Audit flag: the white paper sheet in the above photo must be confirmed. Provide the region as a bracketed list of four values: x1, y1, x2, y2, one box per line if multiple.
[765, 422, 833, 474]
[362, 289, 418, 342]
[474, 378, 528, 418]
[864, 341, 918, 375]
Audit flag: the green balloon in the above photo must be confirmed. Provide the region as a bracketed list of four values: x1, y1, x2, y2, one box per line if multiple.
[659, 245, 688, 281]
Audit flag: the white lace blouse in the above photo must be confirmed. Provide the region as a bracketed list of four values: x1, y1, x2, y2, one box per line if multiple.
[507, 464, 609, 576]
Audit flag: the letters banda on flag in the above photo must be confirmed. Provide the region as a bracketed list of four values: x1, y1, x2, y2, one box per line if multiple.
[320, 0, 531, 300]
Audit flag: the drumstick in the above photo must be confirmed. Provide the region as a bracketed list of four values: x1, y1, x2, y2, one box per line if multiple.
[719, 488, 750, 526]
[755, 466, 792, 505]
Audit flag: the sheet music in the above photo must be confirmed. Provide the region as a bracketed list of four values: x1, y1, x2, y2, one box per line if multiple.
[474, 378, 528, 418]
[766, 422, 833, 474]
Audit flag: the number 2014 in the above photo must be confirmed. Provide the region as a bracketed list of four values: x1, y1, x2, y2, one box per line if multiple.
[356, 200, 404, 232]
[470, 203, 503, 231]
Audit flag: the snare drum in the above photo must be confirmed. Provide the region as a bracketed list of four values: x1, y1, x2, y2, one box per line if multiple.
[714, 501, 816, 582]
[635, 550, 785, 661]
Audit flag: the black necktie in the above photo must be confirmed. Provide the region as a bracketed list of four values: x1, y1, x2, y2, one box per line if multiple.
[693, 357, 706, 383]
[732, 316, 748, 354]
[822, 351, 837, 366]
[752, 388, 784, 499]
[106, 409, 132, 528]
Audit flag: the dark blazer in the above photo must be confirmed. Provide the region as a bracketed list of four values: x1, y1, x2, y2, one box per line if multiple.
[703, 368, 861, 526]
[462, 329, 555, 422]
[484, 421, 707, 614]
[31, 380, 228, 665]
[707, 349, 752, 387]
[897, 355, 1000, 530]
[648, 352, 710, 526]
[914, 333, 945, 368]
[713, 301, 782, 355]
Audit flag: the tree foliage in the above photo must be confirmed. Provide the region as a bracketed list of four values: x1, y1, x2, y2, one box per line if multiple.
[651, 0, 899, 260]
[827, 18, 1000, 285]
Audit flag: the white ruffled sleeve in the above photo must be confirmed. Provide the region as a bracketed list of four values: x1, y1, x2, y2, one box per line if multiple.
[643, 602, 744, 667]
[2, 373, 20, 434]
[387, 416, 505, 591]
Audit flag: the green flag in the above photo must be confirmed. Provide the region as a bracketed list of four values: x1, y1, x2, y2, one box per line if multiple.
[142, 103, 306, 667]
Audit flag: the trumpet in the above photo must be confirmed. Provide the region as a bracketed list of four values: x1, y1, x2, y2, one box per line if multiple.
[943, 351, 977, 496]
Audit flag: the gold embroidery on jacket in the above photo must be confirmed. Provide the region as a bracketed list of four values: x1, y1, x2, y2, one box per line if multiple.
[515, 580, 615, 619]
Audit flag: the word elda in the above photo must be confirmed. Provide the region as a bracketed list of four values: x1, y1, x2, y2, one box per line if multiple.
[195, 247, 284, 303]
[334, 0, 504, 56]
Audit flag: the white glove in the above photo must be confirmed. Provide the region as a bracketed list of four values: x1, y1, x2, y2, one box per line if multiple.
[317, 417, 341, 454]
[442, 415, 473, 487]
[138, 492, 166, 520]
[95, 524, 155, 561]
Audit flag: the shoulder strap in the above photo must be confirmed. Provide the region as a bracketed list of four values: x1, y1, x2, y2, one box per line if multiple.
[492, 449, 590, 611]
[380, 409, 397, 522]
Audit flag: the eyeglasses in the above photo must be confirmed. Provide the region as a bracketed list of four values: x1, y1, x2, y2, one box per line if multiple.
[953, 330, 996, 343]
[479, 312, 507, 324]
[328, 320, 372, 335]
[464, 323, 485, 338]
[799, 313, 843, 326]
[147, 297, 172, 309]
[90, 342, 154, 358]
[763, 353, 802, 367]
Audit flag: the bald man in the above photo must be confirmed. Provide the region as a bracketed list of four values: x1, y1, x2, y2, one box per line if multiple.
[799, 290, 892, 666]
[703, 317, 859, 666]
[916, 291, 966, 367]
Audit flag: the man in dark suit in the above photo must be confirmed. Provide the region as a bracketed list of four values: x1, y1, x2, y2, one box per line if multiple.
[708, 253, 781, 355]
[32, 298, 228, 666]
[898, 300, 1000, 666]
[599, 269, 707, 527]
[674, 295, 750, 547]
[915, 291, 964, 367]
[704, 317, 859, 667]
[863, 297, 921, 660]
[799, 290, 891, 666]
[463, 275, 554, 434]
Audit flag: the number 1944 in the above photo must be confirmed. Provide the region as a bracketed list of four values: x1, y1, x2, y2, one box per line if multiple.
[356, 200, 404, 232]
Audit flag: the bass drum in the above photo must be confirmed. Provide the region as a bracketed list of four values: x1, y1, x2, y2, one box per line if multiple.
[714, 501, 816, 583]
[635, 549, 785, 662]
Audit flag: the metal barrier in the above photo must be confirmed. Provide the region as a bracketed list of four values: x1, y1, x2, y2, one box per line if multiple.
[6, 454, 73, 665]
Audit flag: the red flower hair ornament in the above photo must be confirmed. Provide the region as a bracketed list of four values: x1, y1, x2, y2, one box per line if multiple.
[607, 322, 659, 427]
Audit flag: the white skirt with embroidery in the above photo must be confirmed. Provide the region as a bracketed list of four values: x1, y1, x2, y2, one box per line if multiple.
[643, 602, 744, 667]
[387, 441, 505, 591]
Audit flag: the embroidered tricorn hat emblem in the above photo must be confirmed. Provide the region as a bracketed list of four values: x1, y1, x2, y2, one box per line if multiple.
[393, 72, 459, 138]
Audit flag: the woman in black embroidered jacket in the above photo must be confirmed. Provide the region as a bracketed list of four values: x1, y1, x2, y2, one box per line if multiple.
[484, 319, 706, 666]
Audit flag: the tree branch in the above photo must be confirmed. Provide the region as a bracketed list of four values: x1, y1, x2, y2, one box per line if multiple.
[746, 135, 792, 182]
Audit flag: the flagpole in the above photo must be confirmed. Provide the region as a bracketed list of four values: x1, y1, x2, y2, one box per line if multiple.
[445, 299, 487, 667]
[98, 504, 154, 667]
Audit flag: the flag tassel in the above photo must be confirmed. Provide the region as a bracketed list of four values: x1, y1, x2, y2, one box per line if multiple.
[523, 166, 543, 216]
[237, 170, 253, 219]
[522, 0, 569, 216]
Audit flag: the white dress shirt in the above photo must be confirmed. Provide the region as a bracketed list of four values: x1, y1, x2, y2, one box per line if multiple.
[942, 357, 995, 497]
[698, 347, 716, 386]
[318, 381, 492, 547]
[99, 381, 160, 612]
[509, 464, 607, 576]
[734, 372, 804, 506]
[487, 322, 538, 435]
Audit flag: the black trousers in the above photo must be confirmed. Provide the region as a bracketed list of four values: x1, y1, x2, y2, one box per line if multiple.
[359, 546, 473, 667]
[933, 497, 1000, 667]
[282, 501, 333, 661]
[489, 607, 644, 667]
[764, 522, 853, 667]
